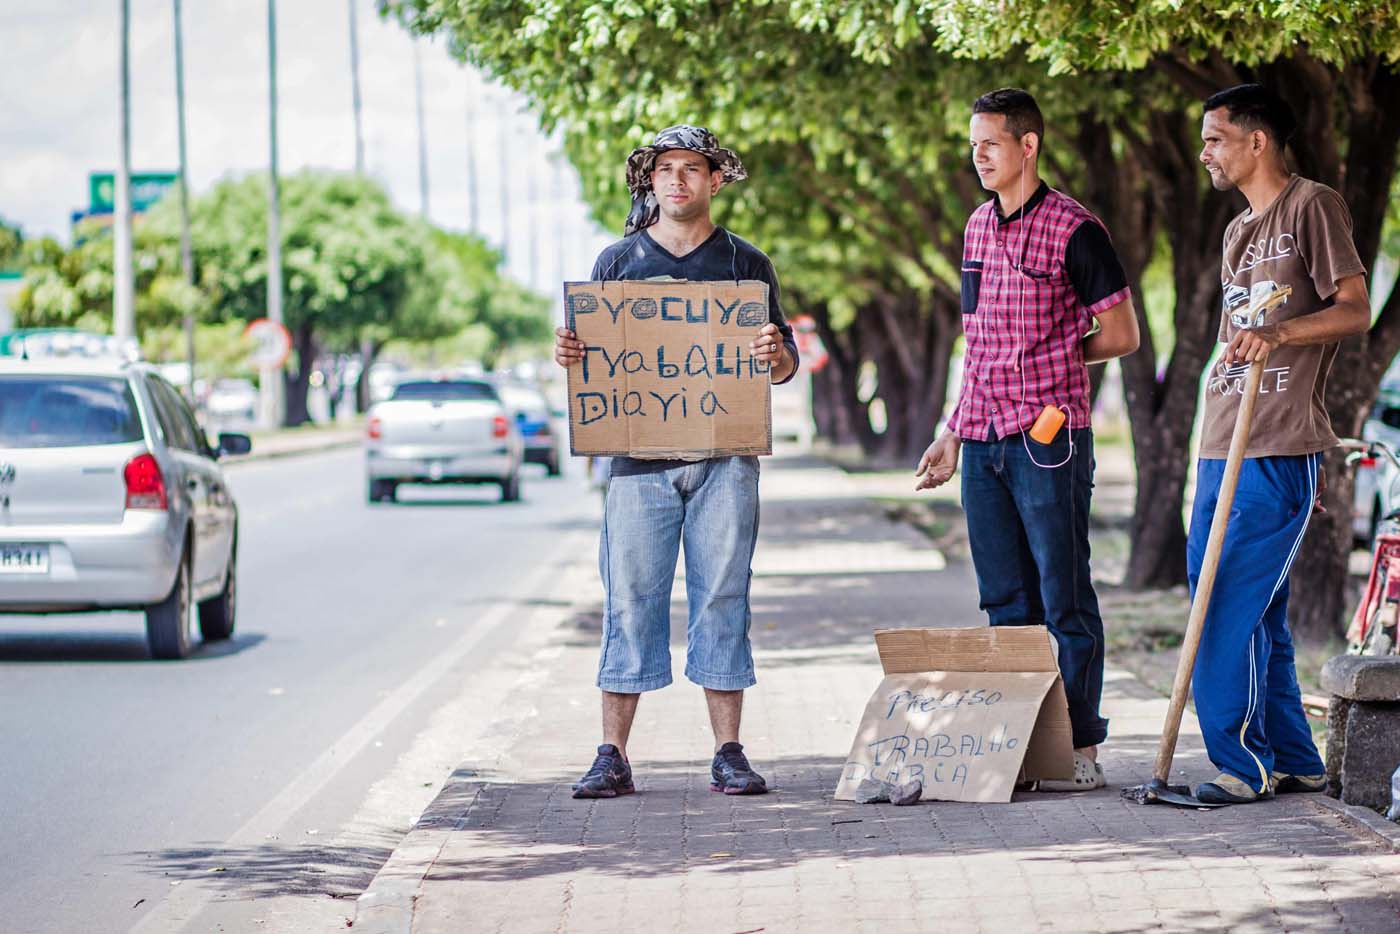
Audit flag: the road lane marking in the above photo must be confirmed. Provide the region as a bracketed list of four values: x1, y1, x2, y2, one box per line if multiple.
[127, 530, 580, 934]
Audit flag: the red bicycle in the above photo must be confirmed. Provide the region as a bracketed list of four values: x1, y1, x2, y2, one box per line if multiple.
[1344, 438, 1400, 655]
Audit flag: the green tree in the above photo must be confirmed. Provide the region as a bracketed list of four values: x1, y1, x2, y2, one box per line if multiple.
[0, 216, 22, 271]
[393, 0, 1400, 638]
[390, 0, 1119, 462]
[14, 172, 550, 425]
[899, 0, 1400, 637]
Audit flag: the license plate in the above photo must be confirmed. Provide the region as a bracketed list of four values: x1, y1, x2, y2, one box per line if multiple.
[0, 544, 50, 575]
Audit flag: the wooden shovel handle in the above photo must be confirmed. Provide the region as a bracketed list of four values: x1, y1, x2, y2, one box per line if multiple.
[1153, 357, 1266, 783]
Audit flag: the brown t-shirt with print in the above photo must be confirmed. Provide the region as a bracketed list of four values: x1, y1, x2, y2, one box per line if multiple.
[1198, 176, 1367, 458]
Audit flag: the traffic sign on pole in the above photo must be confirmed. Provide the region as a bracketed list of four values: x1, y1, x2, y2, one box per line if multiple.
[244, 318, 292, 369]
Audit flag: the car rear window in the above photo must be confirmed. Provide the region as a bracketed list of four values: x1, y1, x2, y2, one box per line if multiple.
[0, 375, 144, 448]
[390, 381, 498, 402]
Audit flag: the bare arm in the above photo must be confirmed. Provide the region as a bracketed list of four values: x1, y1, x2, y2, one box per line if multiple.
[1227, 274, 1371, 364]
[1083, 297, 1140, 364]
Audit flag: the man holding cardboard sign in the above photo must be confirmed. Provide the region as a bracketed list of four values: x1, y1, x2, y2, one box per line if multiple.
[555, 126, 798, 799]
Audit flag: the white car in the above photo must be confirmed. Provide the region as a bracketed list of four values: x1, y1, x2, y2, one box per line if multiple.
[365, 378, 524, 503]
[0, 357, 250, 658]
[205, 377, 259, 429]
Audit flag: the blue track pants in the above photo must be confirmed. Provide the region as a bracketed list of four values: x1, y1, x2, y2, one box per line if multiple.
[1186, 453, 1326, 793]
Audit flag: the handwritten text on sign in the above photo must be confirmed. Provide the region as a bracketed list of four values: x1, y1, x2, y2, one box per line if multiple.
[564, 280, 772, 458]
[834, 671, 1060, 803]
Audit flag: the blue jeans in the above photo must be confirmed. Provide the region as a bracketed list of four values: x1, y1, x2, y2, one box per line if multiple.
[1187, 454, 1325, 792]
[597, 456, 760, 693]
[961, 427, 1108, 748]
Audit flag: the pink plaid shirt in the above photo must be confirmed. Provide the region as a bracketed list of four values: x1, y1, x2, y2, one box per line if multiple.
[950, 185, 1130, 441]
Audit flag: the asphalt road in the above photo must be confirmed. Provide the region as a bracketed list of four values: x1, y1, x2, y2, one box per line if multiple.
[0, 445, 601, 933]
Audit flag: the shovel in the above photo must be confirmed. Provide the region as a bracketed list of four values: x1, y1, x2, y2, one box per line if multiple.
[1122, 357, 1267, 808]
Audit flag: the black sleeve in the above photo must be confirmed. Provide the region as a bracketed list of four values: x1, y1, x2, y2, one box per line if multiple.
[1065, 221, 1129, 312]
[756, 257, 799, 385]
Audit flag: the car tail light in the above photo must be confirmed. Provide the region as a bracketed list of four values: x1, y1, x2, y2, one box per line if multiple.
[368, 416, 382, 440]
[1359, 457, 1377, 469]
[492, 415, 509, 438]
[124, 453, 168, 510]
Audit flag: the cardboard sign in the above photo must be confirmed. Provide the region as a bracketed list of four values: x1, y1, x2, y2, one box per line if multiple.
[563, 279, 773, 458]
[834, 626, 1075, 804]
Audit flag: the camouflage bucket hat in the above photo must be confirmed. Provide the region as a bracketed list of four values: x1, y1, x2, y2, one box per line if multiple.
[623, 125, 747, 235]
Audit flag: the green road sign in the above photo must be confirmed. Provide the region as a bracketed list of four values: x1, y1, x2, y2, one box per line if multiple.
[89, 172, 177, 213]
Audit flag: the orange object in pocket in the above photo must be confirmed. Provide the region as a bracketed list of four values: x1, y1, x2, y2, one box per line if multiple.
[1029, 405, 1066, 445]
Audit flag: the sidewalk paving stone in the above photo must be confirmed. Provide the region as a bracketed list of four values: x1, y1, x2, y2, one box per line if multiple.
[352, 452, 1400, 934]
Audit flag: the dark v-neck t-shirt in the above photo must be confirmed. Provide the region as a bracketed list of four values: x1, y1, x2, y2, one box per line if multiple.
[588, 226, 798, 476]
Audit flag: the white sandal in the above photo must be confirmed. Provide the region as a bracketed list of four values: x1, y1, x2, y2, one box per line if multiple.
[1036, 751, 1106, 792]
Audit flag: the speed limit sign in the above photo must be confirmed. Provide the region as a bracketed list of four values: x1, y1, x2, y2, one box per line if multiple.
[244, 318, 292, 369]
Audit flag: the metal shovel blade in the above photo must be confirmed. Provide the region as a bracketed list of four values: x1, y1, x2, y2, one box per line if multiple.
[1120, 778, 1228, 809]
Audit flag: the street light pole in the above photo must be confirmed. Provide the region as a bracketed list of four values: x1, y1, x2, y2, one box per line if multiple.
[465, 86, 479, 233]
[263, 0, 285, 428]
[348, 0, 365, 174]
[173, 0, 196, 399]
[413, 40, 430, 218]
[497, 95, 511, 265]
[113, 0, 135, 344]
[526, 129, 539, 291]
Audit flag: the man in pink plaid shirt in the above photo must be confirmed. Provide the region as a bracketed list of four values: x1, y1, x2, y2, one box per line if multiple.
[916, 88, 1140, 791]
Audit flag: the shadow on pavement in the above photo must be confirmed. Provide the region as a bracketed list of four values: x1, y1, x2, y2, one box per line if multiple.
[409, 751, 1386, 893]
[131, 839, 393, 901]
[0, 630, 266, 663]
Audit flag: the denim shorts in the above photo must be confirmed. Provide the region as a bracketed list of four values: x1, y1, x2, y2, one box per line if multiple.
[597, 455, 760, 693]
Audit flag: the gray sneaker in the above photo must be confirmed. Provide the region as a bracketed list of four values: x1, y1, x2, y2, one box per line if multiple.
[572, 744, 634, 799]
[710, 742, 768, 795]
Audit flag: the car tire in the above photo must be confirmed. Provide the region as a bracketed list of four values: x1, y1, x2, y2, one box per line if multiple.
[199, 537, 237, 641]
[369, 479, 397, 503]
[546, 452, 561, 477]
[500, 471, 521, 502]
[146, 544, 195, 660]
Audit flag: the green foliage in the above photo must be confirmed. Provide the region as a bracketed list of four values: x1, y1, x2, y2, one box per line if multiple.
[0, 216, 21, 271]
[146, 172, 427, 345]
[141, 320, 256, 375]
[12, 171, 550, 367]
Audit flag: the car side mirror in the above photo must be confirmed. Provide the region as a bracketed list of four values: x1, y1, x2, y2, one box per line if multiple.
[515, 411, 527, 422]
[217, 432, 253, 458]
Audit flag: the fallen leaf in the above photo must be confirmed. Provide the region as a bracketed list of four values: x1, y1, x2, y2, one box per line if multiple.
[132, 898, 146, 909]
[206, 867, 227, 873]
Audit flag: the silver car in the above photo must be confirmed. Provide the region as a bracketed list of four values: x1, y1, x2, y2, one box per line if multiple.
[365, 378, 524, 503]
[0, 358, 250, 659]
[1352, 363, 1400, 547]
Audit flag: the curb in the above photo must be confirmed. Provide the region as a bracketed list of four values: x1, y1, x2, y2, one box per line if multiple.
[1309, 793, 1400, 853]
[349, 579, 601, 932]
[220, 433, 362, 466]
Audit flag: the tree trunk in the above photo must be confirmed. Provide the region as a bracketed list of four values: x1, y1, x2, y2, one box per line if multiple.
[356, 336, 383, 413]
[1281, 58, 1400, 640]
[1104, 104, 1236, 588]
[807, 300, 877, 451]
[283, 323, 316, 427]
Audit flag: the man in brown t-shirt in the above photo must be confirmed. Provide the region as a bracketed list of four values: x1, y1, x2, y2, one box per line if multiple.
[1187, 84, 1371, 805]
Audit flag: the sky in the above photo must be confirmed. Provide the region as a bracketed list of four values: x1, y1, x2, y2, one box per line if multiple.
[0, 0, 614, 304]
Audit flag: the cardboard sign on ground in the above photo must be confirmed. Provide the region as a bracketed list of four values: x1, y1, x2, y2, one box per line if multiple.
[563, 279, 772, 458]
[833, 626, 1075, 804]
